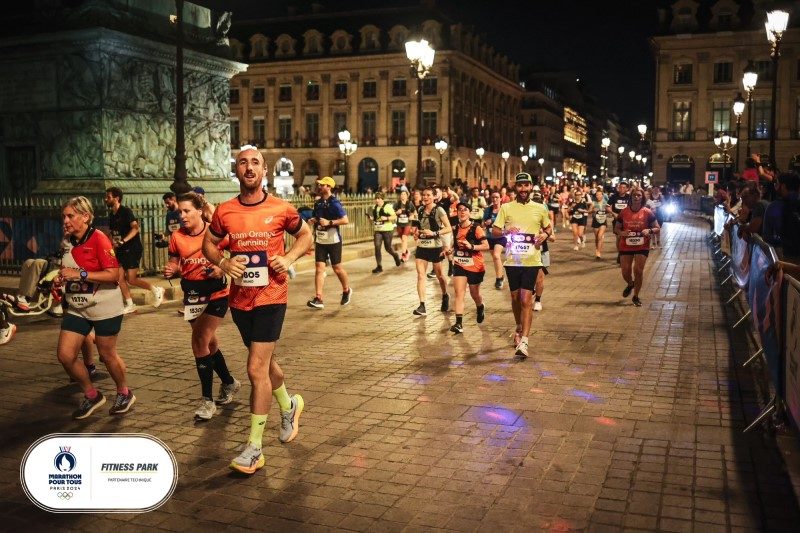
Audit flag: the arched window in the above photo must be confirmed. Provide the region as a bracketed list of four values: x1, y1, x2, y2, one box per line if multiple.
[249, 34, 268, 59]
[275, 34, 296, 58]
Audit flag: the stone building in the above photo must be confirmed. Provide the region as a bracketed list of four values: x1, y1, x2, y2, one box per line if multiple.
[651, 0, 800, 186]
[0, 0, 245, 198]
[227, 2, 524, 192]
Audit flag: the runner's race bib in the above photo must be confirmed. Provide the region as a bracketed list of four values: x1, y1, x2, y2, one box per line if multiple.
[615, 200, 628, 211]
[232, 251, 269, 287]
[573, 212, 584, 219]
[315, 227, 340, 244]
[594, 213, 607, 223]
[111, 231, 123, 247]
[470, 206, 482, 218]
[168, 222, 181, 233]
[506, 233, 538, 256]
[398, 214, 409, 224]
[453, 250, 475, 267]
[374, 220, 384, 228]
[183, 290, 208, 321]
[625, 234, 645, 246]
[550, 201, 560, 208]
[418, 238, 436, 248]
[64, 280, 96, 309]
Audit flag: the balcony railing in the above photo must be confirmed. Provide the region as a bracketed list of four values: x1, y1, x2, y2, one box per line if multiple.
[276, 138, 293, 148]
[668, 132, 695, 141]
[302, 138, 320, 148]
[389, 135, 406, 146]
[360, 136, 377, 146]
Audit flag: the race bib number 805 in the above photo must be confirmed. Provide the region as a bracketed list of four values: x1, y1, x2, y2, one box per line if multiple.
[233, 251, 269, 287]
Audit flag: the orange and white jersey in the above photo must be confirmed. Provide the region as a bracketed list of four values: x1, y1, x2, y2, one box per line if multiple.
[210, 193, 303, 310]
[169, 223, 230, 301]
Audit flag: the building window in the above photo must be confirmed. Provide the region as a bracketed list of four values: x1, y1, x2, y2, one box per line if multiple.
[712, 101, 731, 134]
[672, 101, 691, 140]
[391, 110, 406, 141]
[230, 120, 240, 146]
[713, 62, 733, 84]
[278, 117, 292, 144]
[673, 63, 693, 84]
[305, 113, 319, 144]
[755, 60, 773, 82]
[252, 118, 265, 145]
[230, 88, 240, 104]
[252, 87, 265, 103]
[753, 99, 771, 139]
[334, 82, 348, 100]
[421, 77, 438, 96]
[333, 112, 347, 134]
[563, 107, 587, 147]
[306, 82, 320, 101]
[362, 111, 377, 142]
[392, 78, 407, 97]
[278, 85, 292, 102]
[363, 80, 377, 99]
[421, 111, 437, 140]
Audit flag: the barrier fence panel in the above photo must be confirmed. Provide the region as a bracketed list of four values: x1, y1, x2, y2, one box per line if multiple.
[784, 275, 800, 430]
[730, 223, 751, 289]
[747, 236, 783, 396]
[713, 205, 727, 237]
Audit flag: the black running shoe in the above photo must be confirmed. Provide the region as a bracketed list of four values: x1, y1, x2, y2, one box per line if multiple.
[494, 278, 504, 290]
[632, 296, 642, 307]
[372, 266, 383, 274]
[413, 303, 427, 316]
[394, 255, 402, 267]
[622, 284, 634, 298]
[476, 304, 485, 323]
[449, 323, 463, 334]
[441, 293, 450, 312]
[307, 297, 324, 309]
[426, 271, 436, 279]
[73, 392, 106, 420]
[340, 288, 352, 306]
[109, 389, 136, 415]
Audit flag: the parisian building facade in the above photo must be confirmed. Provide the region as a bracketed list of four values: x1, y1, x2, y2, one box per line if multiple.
[227, 5, 524, 193]
[651, 0, 800, 186]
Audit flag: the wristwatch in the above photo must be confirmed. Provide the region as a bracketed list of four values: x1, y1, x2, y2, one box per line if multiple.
[79, 269, 88, 281]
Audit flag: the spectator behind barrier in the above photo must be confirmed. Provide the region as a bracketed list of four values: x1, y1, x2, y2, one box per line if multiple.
[737, 185, 767, 240]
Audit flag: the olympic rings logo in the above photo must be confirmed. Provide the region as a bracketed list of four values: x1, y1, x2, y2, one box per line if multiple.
[57, 492, 74, 500]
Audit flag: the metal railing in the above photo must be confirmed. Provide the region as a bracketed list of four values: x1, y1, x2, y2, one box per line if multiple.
[0, 193, 384, 275]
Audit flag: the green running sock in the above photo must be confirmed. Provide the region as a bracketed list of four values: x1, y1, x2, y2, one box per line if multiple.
[272, 384, 292, 412]
[248, 414, 267, 448]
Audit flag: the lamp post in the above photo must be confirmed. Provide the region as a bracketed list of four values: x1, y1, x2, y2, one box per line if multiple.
[713, 131, 738, 193]
[617, 146, 625, 177]
[170, 0, 191, 194]
[733, 93, 746, 172]
[537, 157, 544, 178]
[501, 151, 510, 184]
[765, 9, 789, 170]
[338, 127, 357, 191]
[434, 137, 448, 183]
[475, 146, 485, 187]
[405, 37, 435, 187]
[601, 136, 610, 177]
[521, 155, 529, 175]
[742, 60, 758, 157]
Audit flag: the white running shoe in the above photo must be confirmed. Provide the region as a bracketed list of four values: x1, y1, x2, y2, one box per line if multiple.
[515, 338, 529, 358]
[230, 443, 265, 475]
[152, 286, 164, 307]
[534, 301, 543, 312]
[216, 378, 241, 405]
[0, 323, 17, 345]
[194, 399, 217, 420]
[279, 394, 304, 443]
[573, 245, 579, 251]
[122, 302, 137, 315]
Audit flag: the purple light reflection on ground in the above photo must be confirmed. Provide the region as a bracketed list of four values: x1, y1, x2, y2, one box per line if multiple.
[485, 374, 507, 382]
[540, 370, 555, 378]
[612, 377, 629, 385]
[404, 374, 431, 385]
[567, 388, 603, 403]
[449, 360, 465, 368]
[473, 405, 525, 426]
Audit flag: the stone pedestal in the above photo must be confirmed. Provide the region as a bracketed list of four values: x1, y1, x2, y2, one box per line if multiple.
[0, 20, 245, 200]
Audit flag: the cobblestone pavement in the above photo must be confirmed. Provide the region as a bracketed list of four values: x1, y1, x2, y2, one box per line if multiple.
[1, 217, 799, 532]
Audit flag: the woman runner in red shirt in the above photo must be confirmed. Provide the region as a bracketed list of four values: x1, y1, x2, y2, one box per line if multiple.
[449, 202, 490, 333]
[614, 188, 660, 307]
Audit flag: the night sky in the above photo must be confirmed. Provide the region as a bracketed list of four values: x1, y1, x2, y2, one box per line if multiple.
[199, 0, 663, 129]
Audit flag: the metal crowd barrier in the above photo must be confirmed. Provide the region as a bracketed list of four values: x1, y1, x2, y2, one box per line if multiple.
[709, 204, 800, 432]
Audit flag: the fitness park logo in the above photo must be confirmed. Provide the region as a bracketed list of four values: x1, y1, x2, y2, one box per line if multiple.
[21, 434, 177, 513]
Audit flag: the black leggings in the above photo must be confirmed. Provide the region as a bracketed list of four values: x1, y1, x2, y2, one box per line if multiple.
[374, 231, 399, 266]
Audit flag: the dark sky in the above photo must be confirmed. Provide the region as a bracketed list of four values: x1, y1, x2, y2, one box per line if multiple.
[199, 0, 663, 128]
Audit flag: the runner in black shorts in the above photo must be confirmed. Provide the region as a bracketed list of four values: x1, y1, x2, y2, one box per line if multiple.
[165, 192, 239, 421]
[412, 187, 452, 316]
[449, 203, 489, 334]
[307, 177, 352, 309]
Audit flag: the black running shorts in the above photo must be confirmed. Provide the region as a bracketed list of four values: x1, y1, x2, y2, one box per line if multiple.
[415, 247, 444, 263]
[189, 296, 228, 322]
[315, 242, 343, 265]
[619, 250, 650, 258]
[487, 236, 506, 249]
[62, 312, 123, 337]
[452, 265, 485, 285]
[231, 304, 287, 346]
[115, 245, 143, 270]
[504, 266, 540, 292]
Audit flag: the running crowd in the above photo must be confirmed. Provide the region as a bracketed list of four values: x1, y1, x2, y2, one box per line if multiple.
[0, 147, 671, 476]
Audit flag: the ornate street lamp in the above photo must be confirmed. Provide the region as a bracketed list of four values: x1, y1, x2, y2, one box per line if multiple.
[766, 9, 789, 170]
[637, 124, 647, 140]
[713, 131, 738, 187]
[733, 92, 746, 171]
[617, 146, 625, 176]
[742, 60, 758, 157]
[475, 146, 485, 187]
[434, 137, 448, 182]
[406, 37, 435, 187]
[521, 155, 529, 174]
[601, 136, 610, 177]
[170, 0, 191, 194]
[338, 127, 357, 190]
[537, 157, 544, 176]
[501, 151, 510, 184]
